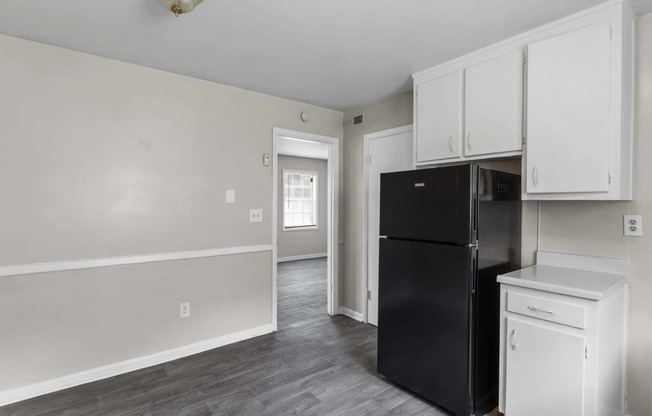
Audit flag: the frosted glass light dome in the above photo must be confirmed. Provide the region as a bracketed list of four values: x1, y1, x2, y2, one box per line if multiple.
[159, 0, 203, 16]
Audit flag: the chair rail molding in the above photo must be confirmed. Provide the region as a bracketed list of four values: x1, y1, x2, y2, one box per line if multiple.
[0, 245, 274, 278]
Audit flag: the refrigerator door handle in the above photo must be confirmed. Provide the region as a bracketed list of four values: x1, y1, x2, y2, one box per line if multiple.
[471, 255, 477, 294]
[379, 236, 388, 239]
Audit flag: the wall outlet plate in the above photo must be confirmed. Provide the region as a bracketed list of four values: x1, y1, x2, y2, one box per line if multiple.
[624, 215, 643, 237]
[250, 209, 263, 223]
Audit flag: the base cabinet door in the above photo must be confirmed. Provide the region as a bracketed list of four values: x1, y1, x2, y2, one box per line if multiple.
[505, 318, 586, 416]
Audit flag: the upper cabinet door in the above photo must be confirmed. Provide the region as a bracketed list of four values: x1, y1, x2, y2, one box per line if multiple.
[464, 51, 523, 157]
[415, 71, 462, 163]
[526, 22, 611, 194]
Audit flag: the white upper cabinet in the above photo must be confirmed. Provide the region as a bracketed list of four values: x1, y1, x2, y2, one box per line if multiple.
[414, 51, 523, 165]
[412, 1, 634, 200]
[415, 71, 462, 163]
[464, 51, 523, 157]
[523, 4, 634, 200]
[526, 22, 612, 196]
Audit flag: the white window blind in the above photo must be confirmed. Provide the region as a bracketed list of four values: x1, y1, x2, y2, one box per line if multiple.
[283, 169, 318, 230]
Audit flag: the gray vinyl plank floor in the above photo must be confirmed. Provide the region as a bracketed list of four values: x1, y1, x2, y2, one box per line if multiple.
[0, 258, 452, 416]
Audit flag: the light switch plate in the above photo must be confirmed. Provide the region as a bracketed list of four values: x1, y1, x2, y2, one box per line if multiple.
[624, 215, 643, 237]
[226, 189, 235, 204]
[250, 209, 263, 223]
[180, 302, 190, 318]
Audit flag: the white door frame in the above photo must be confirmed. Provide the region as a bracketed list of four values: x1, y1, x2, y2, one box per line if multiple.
[362, 125, 413, 323]
[272, 128, 340, 330]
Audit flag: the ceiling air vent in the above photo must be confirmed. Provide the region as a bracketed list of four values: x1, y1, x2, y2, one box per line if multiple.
[343, 114, 364, 128]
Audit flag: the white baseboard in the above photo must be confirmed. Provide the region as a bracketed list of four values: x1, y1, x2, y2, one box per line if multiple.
[338, 307, 363, 322]
[0, 324, 274, 407]
[277, 253, 327, 263]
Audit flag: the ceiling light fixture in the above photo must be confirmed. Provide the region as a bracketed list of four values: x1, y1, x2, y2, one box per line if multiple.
[159, 0, 203, 17]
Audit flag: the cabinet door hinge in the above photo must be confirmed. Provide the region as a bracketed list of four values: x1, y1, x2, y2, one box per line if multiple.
[367, 290, 372, 300]
[610, 26, 613, 39]
[523, 54, 527, 65]
[608, 173, 612, 185]
[522, 134, 527, 145]
[585, 345, 590, 360]
[366, 155, 372, 165]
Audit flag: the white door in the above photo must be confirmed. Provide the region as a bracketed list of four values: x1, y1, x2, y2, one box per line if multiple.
[366, 126, 413, 326]
[505, 318, 586, 416]
[415, 71, 462, 162]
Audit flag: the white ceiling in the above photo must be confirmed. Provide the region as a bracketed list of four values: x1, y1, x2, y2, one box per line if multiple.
[1, 0, 649, 111]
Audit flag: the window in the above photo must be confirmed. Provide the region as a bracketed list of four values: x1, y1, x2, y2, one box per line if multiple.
[283, 169, 318, 230]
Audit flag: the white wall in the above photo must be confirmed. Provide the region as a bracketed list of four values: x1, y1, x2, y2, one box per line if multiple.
[0, 34, 342, 396]
[342, 92, 413, 312]
[277, 155, 328, 259]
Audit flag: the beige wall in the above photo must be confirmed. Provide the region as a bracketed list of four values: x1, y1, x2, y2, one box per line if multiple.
[627, 17, 652, 414]
[1, 253, 271, 391]
[0, 34, 342, 393]
[342, 92, 413, 312]
[277, 155, 328, 259]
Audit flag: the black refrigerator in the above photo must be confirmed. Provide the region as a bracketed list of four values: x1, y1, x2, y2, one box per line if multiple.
[377, 164, 521, 416]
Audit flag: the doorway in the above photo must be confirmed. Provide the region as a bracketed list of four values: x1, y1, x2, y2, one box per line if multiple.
[363, 125, 413, 325]
[272, 128, 340, 330]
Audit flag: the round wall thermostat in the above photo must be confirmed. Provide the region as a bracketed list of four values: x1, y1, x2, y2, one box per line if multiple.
[300, 112, 310, 122]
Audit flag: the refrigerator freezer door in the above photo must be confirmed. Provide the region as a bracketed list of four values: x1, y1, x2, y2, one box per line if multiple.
[377, 238, 475, 416]
[379, 165, 475, 244]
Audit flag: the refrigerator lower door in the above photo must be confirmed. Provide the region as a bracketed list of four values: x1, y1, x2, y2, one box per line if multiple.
[378, 238, 475, 416]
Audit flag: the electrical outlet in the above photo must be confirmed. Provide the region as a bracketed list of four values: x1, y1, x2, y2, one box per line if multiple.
[623, 215, 643, 237]
[249, 208, 263, 223]
[180, 302, 190, 318]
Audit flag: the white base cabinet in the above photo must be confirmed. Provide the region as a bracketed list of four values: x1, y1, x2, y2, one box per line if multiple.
[499, 283, 627, 416]
[505, 317, 586, 416]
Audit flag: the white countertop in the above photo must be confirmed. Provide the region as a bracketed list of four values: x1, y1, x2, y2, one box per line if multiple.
[497, 250, 628, 300]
